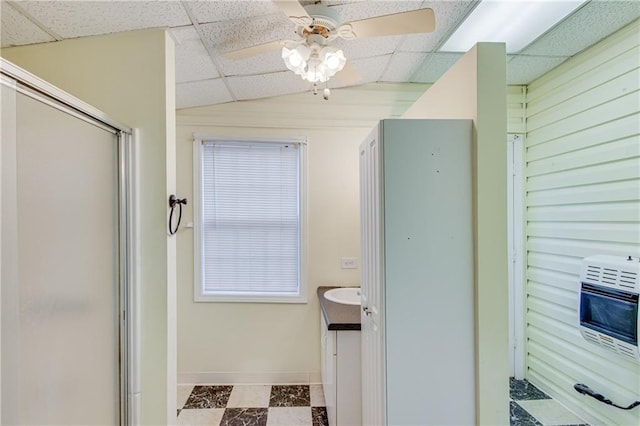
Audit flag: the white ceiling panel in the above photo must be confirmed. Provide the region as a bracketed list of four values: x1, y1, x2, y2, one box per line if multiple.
[172, 26, 220, 83]
[186, 0, 282, 24]
[198, 14, 294, 55]
[15, 1, 191, 39]
[227, 71, 310, 101]
[380, 52, 428, 82]
[176, 78, 234, 109]
[398, 1, 474, 53]
[521, 1, 640, 57]
[335, 35, 403, 60]
[396, 33, 438, 53]
[506, 55, 568, 85]
[0, 2, 54, 47]
[411, 52, 464, 83]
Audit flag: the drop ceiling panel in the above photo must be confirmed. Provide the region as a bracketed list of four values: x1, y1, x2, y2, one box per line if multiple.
[14, 1, 191, 38]
[521, 1, 640, 57]
[176, 79, 233, 109]
[0, 2, 54, 47]
[398, 1, 474, 53]
[411, 52, 464, 83]
[227, 71, 310, 101]
[506, 55, 568, 85]
[186, 1, 282, 24]
[380, 52, 428, 82]
[198, 15, 294, 56]
[172, 27, 220, 83]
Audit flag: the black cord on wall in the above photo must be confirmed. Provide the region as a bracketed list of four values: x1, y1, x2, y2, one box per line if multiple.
[168, 194, 187, 235]
[574, 383, 640, 410]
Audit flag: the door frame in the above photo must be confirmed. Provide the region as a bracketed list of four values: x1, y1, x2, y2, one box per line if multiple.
[507, 133, 525, 379]
[0, 58, 136, 425]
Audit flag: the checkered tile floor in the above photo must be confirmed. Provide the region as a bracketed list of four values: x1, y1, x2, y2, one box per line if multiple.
[177, 384, 328, 426]
[510, 379, 589, 426]
[177, 379, 588, 425]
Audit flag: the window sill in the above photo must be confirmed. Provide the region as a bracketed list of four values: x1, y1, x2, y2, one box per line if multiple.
[195, 293, 308, 304]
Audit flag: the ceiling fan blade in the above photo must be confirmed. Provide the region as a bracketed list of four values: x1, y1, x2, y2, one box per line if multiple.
[224, 40, 284, 60]
[334, 62, 362, 85]
[347, 8, 435, 39]
[273, 0, 312, 26]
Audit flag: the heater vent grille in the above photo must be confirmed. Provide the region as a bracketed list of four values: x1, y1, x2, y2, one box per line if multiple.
[583, 264, 639, 292]
[581, 329, 639, 361]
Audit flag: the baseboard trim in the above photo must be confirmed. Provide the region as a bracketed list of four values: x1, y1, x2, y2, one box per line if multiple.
[178, 371, 322, 385]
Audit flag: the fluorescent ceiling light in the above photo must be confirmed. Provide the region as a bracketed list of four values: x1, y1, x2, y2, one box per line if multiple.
[441, 0, 586, 53]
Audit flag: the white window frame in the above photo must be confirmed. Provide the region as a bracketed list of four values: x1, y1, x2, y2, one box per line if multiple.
[193, 134, 308, 303]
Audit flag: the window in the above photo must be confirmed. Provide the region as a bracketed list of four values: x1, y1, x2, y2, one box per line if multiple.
[193, 136, 307, 303]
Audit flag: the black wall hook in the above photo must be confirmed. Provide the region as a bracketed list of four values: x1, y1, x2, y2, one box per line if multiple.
[168, 194, 188, 235]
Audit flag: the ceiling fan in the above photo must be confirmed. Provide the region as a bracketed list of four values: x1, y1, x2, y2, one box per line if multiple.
[224, 0, 436, 99]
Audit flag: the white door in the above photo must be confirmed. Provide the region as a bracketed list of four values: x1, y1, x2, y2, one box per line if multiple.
[360, 127, 385, 425]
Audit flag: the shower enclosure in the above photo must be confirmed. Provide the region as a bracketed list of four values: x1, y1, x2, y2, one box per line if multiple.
[1, 59, 133, 425]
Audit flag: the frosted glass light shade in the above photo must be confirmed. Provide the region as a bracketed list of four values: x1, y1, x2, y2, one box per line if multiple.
[321, 47, 346, 72]
[282, 44, 311, 75]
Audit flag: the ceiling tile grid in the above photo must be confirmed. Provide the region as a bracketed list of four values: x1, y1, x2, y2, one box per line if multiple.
[0, 2, 54, 47]
[1, 0, 637, 107]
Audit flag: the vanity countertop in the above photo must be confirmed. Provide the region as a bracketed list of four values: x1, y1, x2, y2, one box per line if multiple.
[317, 286, 361, 331]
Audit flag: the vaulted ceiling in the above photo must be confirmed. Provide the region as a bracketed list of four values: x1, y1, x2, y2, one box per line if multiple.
[2, 1, 639, 109]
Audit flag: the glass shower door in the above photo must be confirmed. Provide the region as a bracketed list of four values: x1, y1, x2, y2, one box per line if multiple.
[2, 77, 122, 425]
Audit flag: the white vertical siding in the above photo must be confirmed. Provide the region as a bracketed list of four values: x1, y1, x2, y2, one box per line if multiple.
[525, 19, 640, 426]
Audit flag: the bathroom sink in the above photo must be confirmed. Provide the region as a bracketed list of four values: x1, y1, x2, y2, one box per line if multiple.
[324, 287, 361, 305]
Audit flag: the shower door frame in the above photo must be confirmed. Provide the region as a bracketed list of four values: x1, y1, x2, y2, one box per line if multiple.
[0, 58, 135, 425]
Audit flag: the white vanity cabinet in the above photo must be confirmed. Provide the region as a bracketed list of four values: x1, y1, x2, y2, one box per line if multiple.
[360, 119, 475, 425]
[320, 312, 362, 426]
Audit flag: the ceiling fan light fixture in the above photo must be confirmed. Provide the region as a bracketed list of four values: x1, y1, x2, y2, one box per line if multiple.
[282, 42, 347, 83]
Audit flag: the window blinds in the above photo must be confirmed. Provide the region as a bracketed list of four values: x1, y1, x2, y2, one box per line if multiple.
[200, 141, 300, 295]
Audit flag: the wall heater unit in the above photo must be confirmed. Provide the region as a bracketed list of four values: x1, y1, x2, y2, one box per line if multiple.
[579, 255, 639, 361]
